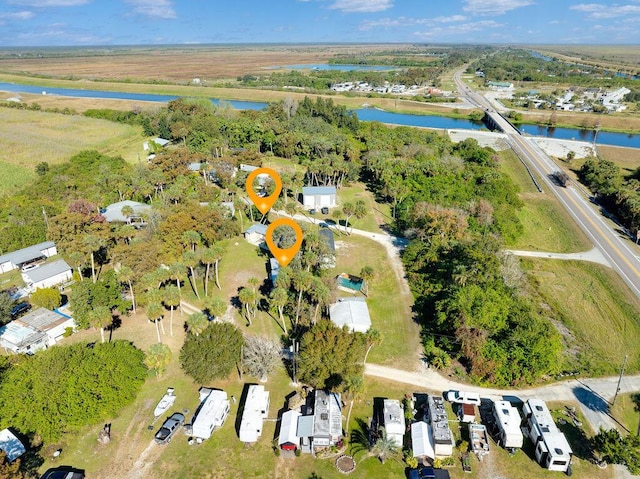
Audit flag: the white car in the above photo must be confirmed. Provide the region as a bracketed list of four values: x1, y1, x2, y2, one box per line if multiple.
[445, 390, 481, 406]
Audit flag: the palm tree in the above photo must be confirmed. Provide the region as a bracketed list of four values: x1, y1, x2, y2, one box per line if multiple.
[67, 250, 85, 281]
[211, 244, 225, 290]
[370, 429, 401, 464]
[117, 265, 137, 313]
[83, 234, 104, 283]
[363, 329, 382, 370]
[208, 297, 227, 321]
[163, 285, 180, 337]
[343, 375, 364, 436]
[292, 270, 313, 327]
[89, 305, 112, 344]
[181, 230, 201, 252]
[199, 247, 217, 297]
[183, 250, 201, 299]
[146, 301, 164, 343]
[309, 277, 330, 325]
[169, 262, 186, 312]
[186, 311, 208, 336]
[269, 287, 289, 334]
[238, 287, 256, 326]
[359, 266, 374, 296]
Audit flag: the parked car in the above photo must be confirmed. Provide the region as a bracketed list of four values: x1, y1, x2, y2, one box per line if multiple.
[11, 302, 31, 318]
[21, 263, 39, 272]
[445, 390, 481, 406]
[154, 412, 185, 444]
[409, 467, 436, 479]
[321, 207, 329, 214]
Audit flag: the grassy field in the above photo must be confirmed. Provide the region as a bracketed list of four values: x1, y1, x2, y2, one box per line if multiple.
[597, 145, 640, 176]
[610, 393, 640, 435]
[498, 149, 592, 253]
[528, 45, 640, 74]
[522, 258, 640, 376]
[0, 107, 145, 195]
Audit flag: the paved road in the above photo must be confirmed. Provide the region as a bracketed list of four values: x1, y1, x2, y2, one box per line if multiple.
[453, 68, 640, 299]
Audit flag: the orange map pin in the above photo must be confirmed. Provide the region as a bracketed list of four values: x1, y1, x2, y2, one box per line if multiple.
[245, 167, 282, 215]
[265, 218, 304, 268]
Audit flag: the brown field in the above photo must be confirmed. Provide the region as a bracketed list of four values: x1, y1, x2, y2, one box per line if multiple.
[597, 145, 640, 174]
[521, 109, 640, 134]
[527, 44, 640, 74]
[0, 44, 410, 82]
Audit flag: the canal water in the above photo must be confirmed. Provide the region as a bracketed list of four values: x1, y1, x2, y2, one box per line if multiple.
[1, 81, 638, 149]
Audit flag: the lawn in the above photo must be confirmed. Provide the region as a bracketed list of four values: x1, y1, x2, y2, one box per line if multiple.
[335, 182, 392, 234]
[522, 258, 640, 376]
[0, 107, 145, 195]
[498, 149, 592, 253]
[610, 393, 640, 435]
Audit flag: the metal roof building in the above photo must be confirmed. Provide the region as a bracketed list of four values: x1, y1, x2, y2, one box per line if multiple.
[329, 297, 371, 333]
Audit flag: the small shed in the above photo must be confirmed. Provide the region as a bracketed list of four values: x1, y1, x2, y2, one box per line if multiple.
[0, 429, 26, 462]
[244, 223, 268, 246]
[329, 297, 371, 333]
[458, 403, 476, 423]
[411, 421, 435, 459]
[21, 259, 72, 292]
[302, 186, 337, 210]
[278, 410, 301, 451]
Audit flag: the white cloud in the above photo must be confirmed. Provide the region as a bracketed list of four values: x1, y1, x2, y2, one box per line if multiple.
[570, 3, 640, 18]
[462, 0, 534, 15]
[359, 14, 467, 30]
[413, 19, 502, 38]
[0, 10, 34, 19]
[6, 0, 88, 5]
[328, 0, 393, 13]
[124, 0, 176, 19]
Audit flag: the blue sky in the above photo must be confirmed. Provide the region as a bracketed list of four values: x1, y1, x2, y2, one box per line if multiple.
[0, 0, 638, 46]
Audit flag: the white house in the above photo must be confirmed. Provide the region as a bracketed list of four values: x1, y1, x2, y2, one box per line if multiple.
[278, 410, 302, 451]
[243, 223, 268, 246]
[21, 259, 72, 293]
[493, 400, 523, 450]
[0, 429, 26, 462]
[302, 186, 337, 210]
[311, 390, 342, 449]
[191, 388, 231, 441]
[382, 399, 405, 447]
[0, 241, 58, 274]
[522, 399, 572, 472]
[329, 297, 371, 333]
[0, 308, 74, 354]
[101, 200, 152, 224]
[238, 385, 270, 443]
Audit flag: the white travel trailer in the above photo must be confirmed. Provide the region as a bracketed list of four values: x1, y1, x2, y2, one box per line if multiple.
[238, 385, 270, 443]
[522, 399, 572, 472]
[191, 388, 230, 441]
[382, 399, 405, 447]
[493, 400, 523, 450]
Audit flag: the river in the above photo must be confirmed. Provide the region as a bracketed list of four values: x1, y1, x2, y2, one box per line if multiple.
[1, 81, 638, 149]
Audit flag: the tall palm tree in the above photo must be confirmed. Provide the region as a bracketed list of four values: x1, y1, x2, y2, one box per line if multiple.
[83, 234, 105, 283]
[269, 287, 289, 334]
[163, 285, 180, 337]
[117, 265, 137, 313]
[309, 277, 330, 325]
[199, 247, 217, 297]
[89, 305, 112, 344]
[363, 329, 382, 371]
[181, 230, 201, 252]
[146, 301, 164, 343]
[208, 297, 227, 321]
[169, 262, 186, 312]
[182, 250, 201, 299]
[238, 287, 255, 326]
[369, 429, 401, 464]
[292, 270, 313, 327]
[211, 244, 225, 290]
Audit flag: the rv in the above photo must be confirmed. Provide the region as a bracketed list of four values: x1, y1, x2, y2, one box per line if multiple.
[493, 400, 523, 450]
[426, 395, 454, 457]
[191, 388, 230, 441]
[382, 399, 405, 447]
[238, 385, 270, 443]
[522, 399, 572, 472]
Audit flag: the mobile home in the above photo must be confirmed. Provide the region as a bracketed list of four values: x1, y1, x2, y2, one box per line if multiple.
[191, 388, 230, 441]
[238, 385, 270, 443]
[493, 400, 523, 450]
[426, 395, 454, 457]
[382, 399, 405, 447]
[522, 399, 572, 472]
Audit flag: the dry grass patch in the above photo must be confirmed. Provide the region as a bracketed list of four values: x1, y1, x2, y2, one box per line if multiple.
[597, 145, 640, 175]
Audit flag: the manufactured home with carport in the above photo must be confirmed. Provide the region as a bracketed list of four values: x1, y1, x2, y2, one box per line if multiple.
[302, 186, 337, 210]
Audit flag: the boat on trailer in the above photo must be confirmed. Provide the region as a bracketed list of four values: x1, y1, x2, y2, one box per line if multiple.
[154, 388, 176, 418]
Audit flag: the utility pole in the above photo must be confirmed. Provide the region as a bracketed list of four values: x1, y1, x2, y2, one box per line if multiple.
[612, 354, 628, 406]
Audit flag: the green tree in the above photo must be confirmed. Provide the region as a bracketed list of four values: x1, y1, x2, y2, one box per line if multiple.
[146, 301, 164, 343]
[186, 311, 208, 337]
[116, 265, 137, 313]
[0, 292, 15, 326]
[297, 321, 366, 390]
[183, 250, 201, 299]
[144, 343, 172, 378]
[0, 341, 146, 441]
[370, 428, 402, 464]
[30, 287, 62, 310]
[89, 305, 112, 344]
[238, 286, 259, 326]
[180, 322, 244, 383]
[163, 285, 180, 337]
[269, 287, 290, 334]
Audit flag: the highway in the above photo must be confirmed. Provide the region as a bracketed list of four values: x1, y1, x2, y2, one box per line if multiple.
[453, 68, 640, 299]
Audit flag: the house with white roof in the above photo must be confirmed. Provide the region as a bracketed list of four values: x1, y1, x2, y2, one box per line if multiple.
[411, 421, 435, 460]
[302, 186, 337, 210]
[278, 409, 301, 451]
[329, 297, 371, 333]
[238, 385, 270, 443]
[382, 399, 405, 447]
[101, 200, 152, 224]
[243, 223, 268, 246]
[21, 259, 72, 293]
[0, 307, 75, 354]
[0, 241, 58, 274]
